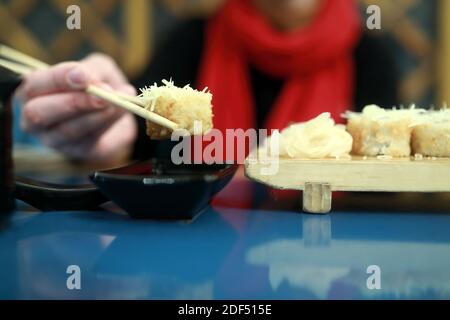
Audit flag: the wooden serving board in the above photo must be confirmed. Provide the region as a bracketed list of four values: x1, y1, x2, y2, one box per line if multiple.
[245, 156, 450, 214]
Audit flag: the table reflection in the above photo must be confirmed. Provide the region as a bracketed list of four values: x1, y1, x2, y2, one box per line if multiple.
[2, 208, 450, 300]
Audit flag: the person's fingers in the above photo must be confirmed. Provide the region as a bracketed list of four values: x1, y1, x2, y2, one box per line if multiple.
[86, 82, 137, 115]
[117, 84, 137, 96]
[18, 63, 86, 100]
[93, 113, 137, 154]
[81, 54, 138, 96]
[82, 53, 128, 89]
[88, 82, 114, 109]
[51, 113, 137, 161]
[15, 54, 136, 104]
[21, 91, 107, 132]
[18, 62, 97, 100]
[38, 106, 123, 147]
[84, 113, 138, 160]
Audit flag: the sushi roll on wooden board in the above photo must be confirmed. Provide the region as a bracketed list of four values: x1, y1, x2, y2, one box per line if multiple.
[344, 105, 426, 157]
[411, 109, 450, 158]
[245, 106, 450, 214]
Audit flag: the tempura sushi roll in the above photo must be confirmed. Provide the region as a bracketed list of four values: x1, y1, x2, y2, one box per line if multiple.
[411, 109, 450, 158]
[140, 80, 213, 140]
[345, 105, 425, 157]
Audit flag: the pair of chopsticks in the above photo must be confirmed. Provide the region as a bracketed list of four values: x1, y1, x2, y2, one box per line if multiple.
[0, 44, 178, 131]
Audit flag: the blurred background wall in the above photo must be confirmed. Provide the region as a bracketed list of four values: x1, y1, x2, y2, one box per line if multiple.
[0, 0, 448, 107]
[360, 0, 437, 107]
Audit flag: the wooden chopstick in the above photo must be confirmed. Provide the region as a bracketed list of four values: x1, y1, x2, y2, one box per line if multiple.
[86, 86, 178, 130]
[0, 45, 178, 131]
[0, 45, 144, 105]
[0, 58, 34, 75]
[0, 44, 49, 70]
[114, 92, 148, 108]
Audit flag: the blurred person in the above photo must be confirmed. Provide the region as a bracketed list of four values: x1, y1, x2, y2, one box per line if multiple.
[14, 0, 398, 162]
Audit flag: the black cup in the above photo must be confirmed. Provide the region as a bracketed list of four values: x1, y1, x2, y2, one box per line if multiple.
[0, 69, 22, 218]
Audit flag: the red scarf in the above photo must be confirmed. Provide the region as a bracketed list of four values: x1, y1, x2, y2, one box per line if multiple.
[198, 0, 361, 132]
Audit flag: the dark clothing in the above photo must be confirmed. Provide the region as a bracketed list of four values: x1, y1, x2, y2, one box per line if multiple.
[132, 19, 399, 160]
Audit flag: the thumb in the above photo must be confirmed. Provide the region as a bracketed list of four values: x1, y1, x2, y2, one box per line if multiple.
[22, 62, 95, 99]
[66, 65, 89, 89]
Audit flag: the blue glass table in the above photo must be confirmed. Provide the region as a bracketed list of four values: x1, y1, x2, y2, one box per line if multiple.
[1, 202, 450, 300]
[2, 147, 450, 300]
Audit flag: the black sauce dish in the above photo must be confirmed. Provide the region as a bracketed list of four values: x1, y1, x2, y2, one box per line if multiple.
[14, 136, 237, 220]
[90, 159, 238, 220]
[14, 175, 108, 211]
[13, 156, 238, 220]
[2, 65, 238, 220]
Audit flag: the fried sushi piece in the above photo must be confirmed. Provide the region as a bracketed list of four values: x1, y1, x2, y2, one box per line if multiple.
[411, 109, 450, 158]
[140, 80, 213, 140]
[345, 105, 426, 157]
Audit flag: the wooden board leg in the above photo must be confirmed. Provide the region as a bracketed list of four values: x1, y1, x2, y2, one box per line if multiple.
[303, 183, 332, 214]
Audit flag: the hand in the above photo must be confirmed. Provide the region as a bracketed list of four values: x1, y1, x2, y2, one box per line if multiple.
[15, 53, 138, 163]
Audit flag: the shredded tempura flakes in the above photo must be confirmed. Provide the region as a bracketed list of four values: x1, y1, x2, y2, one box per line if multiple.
[343, 104, 427, 121]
